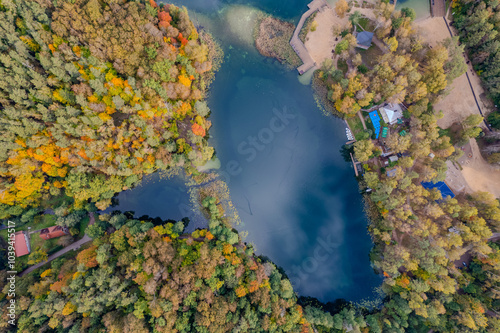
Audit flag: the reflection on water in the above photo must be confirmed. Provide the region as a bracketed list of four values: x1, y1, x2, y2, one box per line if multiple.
[114, 0, 385, 302]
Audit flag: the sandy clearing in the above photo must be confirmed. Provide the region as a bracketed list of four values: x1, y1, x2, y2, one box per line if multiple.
[304, 7, 347, 67]
[445, 160, 472, 194]
[412, 17, 499, 196]
[460, 139, 500, 198]
[414, 17, 450, 48]
[435, 74, 482, 129]
[413, 17, 493, 129]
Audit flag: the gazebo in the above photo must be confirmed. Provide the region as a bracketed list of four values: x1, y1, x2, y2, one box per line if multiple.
[356, 31, 374, 49]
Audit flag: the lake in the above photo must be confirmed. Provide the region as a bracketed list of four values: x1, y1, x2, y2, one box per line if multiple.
[111, 0, 383, 302]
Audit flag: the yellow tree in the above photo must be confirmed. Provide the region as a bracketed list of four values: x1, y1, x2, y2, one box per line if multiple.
[335, 0, 349, 18]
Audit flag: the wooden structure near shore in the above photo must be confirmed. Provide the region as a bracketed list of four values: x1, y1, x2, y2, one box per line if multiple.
[290, 0, 328, 74]
[431, 0, 445, 17]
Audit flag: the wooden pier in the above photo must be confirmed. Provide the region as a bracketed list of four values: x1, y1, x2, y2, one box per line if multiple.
[290, 0, 328, 74]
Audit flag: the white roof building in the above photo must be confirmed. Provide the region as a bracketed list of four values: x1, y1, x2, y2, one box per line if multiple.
[380, 103, 403, 125]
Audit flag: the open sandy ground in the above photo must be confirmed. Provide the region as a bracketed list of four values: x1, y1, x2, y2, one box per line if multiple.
[413, 17, 492, 129]
[435, 74, 485, 129]
[414, 17, 499, 196]
[445, 160, 473, 194]
[414, 17, 450, 48]
[304, 7, 348, 67]
[461, 139, 500, 198]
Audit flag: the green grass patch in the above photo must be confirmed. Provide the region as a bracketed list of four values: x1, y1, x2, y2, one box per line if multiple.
[77, 216, 90, 240]
[347, 116, 372, 141]
[357, 17, 371, 31]
[299, 12, 317, 43]
[364, 111, 378, 139]
[337, 59, 348, 74]
[0, 214, 56, 241]
[438, 127, 451, 138]
[357, 44, 384, 68]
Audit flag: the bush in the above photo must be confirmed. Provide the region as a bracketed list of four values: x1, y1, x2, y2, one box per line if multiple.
[358, 64, 368, 74]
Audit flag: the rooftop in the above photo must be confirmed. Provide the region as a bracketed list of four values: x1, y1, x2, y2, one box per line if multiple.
[39, 226, 69, 240]
[356, 31, 374, 49]
[14, 231, 30, 257]
[380, 104, 403, 125]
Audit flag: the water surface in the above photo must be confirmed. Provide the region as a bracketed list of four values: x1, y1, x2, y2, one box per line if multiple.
[396, 0, 430, 20]
[114, 0, 383, 302]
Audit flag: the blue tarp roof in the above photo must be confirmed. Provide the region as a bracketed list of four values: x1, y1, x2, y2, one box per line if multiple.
[421, 181, 455, 199]
[357, 31, 374, 48]
[369, 110, 381, 139]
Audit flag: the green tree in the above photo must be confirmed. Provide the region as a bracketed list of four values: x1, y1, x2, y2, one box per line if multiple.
[28, 249, 48, 265]
[354, 139, 375, 162]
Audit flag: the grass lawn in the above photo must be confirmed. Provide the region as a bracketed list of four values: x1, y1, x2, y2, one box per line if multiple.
[356, 17, 371, 31]
[357, 44, 384, 68]
[337, 59, 348, 74]
[347, 115, 366, 140]
[77, 216, 90, 240]
[0, 214, 56, 241]
[364, 111, 377, 138]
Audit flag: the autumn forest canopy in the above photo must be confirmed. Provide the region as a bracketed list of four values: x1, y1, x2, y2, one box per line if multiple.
[0, 0, 215, 215]
[1, 0, 500, 333]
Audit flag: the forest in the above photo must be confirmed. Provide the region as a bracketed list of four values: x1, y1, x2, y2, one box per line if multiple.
[0, 0, 215, 220]
[308, 1, 500, 332]
[318, 1, 464, 118]
[0, 0, 500, 332]
[3, 203, 313, 332]
[454, 0, 500, 130]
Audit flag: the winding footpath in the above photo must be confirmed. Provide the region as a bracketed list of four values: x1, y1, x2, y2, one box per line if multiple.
[18, 212, 95, 277]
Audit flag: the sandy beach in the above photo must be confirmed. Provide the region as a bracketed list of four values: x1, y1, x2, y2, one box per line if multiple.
[461, 139, 500, 197]
[304, 7, 347, 67]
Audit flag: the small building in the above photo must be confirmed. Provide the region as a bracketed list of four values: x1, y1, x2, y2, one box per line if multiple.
[14, 231, 30, 257]
[386, 168, 397, 177]
[39, 226, 69, 240]
[389, 155, 399, 163]
[356, 31, 374, 49]
[380, 104, 403, 125]
[356, 163, 364, 176]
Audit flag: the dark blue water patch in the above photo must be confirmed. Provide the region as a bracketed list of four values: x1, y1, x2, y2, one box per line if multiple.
[104, 173, 207, 232]
[205, 45, 382, 301]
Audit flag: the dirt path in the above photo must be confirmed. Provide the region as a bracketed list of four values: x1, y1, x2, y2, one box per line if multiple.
[461, 139, 500, 198]
[431, 0, 445, 17]
[19, 234, 92, 277]
[357, 111, 367, 130]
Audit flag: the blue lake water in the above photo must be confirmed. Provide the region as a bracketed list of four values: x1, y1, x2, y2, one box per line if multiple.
[111, 0, 383, 302]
